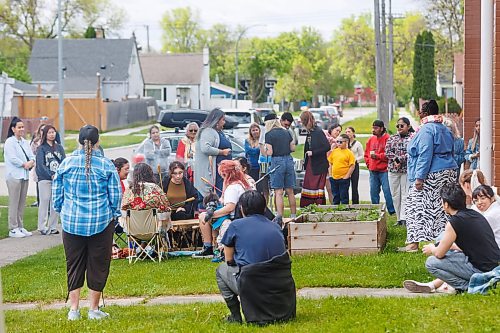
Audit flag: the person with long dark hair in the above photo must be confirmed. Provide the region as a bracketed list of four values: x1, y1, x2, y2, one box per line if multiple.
[194, 108, 232, 197]
[385, 117, 414, 226]
[402, 100, 457, 252]
[245, 122, 261, 182]
[345, 126, 364, 204]
[299, 111, 330, 207]
[112, 157, 130, 193]
[35, 125, 66, 235]
[52, 125, 121, 320]
[161, 161, 198, 221]
[4, 117, 35, 238]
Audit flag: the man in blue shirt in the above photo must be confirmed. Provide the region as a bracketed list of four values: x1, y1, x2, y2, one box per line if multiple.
[216, 190, 286, 323]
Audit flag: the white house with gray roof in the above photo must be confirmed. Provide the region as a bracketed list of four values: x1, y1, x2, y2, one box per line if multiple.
[28, 38, 144, 101]
[140, 47, 210, 110]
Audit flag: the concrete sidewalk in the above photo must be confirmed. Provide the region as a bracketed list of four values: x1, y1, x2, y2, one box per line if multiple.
[0, 230, 62, 267]
[3, 287, 441, 311]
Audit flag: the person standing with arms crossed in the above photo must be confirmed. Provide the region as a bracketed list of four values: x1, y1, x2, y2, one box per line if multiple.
[53, 125, 121, 321]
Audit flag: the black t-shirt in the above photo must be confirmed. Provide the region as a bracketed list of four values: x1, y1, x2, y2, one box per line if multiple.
[265, 128, 293, 156]
[449, 209, 500, 272]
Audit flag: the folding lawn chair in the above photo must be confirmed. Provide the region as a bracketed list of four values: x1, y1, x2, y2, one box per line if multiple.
[113, 218, 127, 248]
[125, 209, 167, 263]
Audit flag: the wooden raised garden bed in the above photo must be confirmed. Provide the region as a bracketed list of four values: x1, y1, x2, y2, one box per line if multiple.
[288, 204, 387, 255]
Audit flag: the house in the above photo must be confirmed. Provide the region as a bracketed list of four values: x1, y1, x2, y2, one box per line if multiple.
[453, 53, 464, 108]
[210, 81, 246, 99]
[140, 48, 210, 110]
[436, 71, 454, 99]
[28, 38, 144, 101]
[463, 0, 500, 188]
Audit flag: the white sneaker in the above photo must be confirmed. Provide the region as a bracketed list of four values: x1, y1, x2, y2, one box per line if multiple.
[67, 309, 81, 321]
[19, 228, 32, 236]
[88, 309, 110, 320]
[403, 280, 435, 293]
[436, 282, 456, 294]
[9, 228, 26, 238]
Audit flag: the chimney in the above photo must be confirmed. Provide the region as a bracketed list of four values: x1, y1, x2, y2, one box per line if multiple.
[95, 27, 105, 39]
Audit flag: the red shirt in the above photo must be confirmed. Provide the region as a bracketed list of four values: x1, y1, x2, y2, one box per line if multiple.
[364, 133, 390, 172]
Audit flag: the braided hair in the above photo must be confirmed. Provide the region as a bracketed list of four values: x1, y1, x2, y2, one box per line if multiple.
[83, 139, 93, 182]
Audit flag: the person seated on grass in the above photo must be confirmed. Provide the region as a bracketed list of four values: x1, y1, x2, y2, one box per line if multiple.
[471, 185, 500, 249]
[216, 190, 295, 324]
[403, 183, 500, 294]
[122, 162, 170, 229]
[195, 160, 251, 260]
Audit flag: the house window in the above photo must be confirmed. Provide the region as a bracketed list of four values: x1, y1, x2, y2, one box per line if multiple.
[145, 88, 161, 100]
[176, 87, 191, 108]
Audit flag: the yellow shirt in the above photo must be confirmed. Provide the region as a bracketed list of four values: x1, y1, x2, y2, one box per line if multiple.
[327, 148, 355, 179]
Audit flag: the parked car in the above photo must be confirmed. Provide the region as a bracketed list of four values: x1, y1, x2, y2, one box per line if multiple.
[250, 108, 275, 119]
[157, 109, 239, 129]
[320, 105, 341, 120]
[329, 103, 343, 117]
[221, 108, 264, 139]
[308, 108, 339, 131]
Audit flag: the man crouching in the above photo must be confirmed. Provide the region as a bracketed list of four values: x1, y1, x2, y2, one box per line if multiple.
[216, 190, 296, 325]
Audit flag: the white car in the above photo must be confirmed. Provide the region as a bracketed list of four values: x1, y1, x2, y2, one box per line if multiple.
[221, 108, 264, 139]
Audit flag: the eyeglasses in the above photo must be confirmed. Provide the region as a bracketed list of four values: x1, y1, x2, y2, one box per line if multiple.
[189, 129, 198, 133]
[396, 124, 406, 129]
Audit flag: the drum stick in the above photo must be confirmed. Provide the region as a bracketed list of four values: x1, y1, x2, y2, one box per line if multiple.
[157, 164, 164, 192]
[200, 177, 222, 193]
[255, 165, 281, 186]
[170, 197, 195, 209]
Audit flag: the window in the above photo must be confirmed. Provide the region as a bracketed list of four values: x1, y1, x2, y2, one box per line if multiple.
[145, 88, 161, 100]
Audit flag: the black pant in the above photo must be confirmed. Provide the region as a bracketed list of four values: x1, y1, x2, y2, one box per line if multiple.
[63, 222, 114, 292]
[350, 162, 360, 204]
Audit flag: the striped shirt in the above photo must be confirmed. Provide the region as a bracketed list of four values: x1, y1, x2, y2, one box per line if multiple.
[52, 149, 122, 236]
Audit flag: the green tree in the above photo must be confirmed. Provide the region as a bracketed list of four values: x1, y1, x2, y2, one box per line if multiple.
[160, 7, 202, 53]
[84, 26, 96, 38]
[0, 36, 31, 82]
[0, 0, 125, 50]
[328, 14, 376, 89]
[274, 55, 314, 106]
[412, 33, 424, 106]
[420, 30, 437, 100]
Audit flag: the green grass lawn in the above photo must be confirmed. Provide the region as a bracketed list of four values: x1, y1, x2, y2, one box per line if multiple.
[342, 111, 400, 135]
[2, 215, 429, 303]
[5, 295, 500, 332]
[63, 135, 145, 154]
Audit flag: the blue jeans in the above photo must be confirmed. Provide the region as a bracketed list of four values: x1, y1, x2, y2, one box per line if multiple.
[330, 178, 350, 205]
[425, 251, 482, 291]
[369, 171, 395, 214]
[270, 156, 296, 189]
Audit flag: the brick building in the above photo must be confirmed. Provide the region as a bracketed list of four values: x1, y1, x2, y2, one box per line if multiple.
[463, 0, 500, 187]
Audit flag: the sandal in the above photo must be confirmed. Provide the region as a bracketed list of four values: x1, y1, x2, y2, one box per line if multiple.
[397, 246, 418, 253]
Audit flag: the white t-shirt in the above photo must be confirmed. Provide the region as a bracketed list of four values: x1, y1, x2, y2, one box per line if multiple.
[223, 183, 246, 217]
[482, 202, 500, 249]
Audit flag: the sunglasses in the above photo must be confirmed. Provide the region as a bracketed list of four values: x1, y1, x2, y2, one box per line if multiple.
[189, 129, 198, 133]
[336, 140, 346, 144]
[396, 124, 406, 129]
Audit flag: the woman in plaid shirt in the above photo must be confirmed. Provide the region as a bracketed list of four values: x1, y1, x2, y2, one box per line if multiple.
[385, 117, 414, 226]
[53, 125, 121, 321]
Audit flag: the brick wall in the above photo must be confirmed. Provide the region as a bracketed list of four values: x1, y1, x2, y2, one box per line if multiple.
[494, 1, 500, 185]
[463, 0, 481, 144]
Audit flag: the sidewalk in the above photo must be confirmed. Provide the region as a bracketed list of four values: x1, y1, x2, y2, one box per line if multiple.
[3, 287, 441, 311]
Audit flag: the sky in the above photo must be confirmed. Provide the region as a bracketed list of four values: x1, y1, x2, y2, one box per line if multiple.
[112, 0, 423, 51]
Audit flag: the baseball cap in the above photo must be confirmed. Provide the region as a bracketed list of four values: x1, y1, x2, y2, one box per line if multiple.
[78, 125, 99, 145]
[372, 120, 385, 128]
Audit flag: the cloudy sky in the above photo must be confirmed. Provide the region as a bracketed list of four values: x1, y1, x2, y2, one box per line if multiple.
[112, 0, 423, 50]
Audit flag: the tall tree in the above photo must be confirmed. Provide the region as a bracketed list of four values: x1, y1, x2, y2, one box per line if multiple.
[412, 30, 437, 104]
[274, 55, 314, 106]
[0, 0, 125, 50]
[160, 7, 202, 53]
[412, 33, 424, 106]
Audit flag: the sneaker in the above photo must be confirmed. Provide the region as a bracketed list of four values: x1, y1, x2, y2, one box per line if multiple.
[403, 280, 435, 293]
[19, 228, 33, 236]
[67, 309, 81, 321]
[39, 229, 49, 235]
[49, 229, 60, 235]
[436, 282, 456, 294]
[30, 201, 38, 207]
[88, 309, 110, 320]
[9, 228, 26, 238]
[192, 246, 214, 258]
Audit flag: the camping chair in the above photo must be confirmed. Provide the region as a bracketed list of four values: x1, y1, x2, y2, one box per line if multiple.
[113, 218, 127, 248]
[125, 209, 166, 263]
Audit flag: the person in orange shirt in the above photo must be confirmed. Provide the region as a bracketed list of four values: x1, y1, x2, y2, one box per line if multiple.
[327, 134, 355, 204]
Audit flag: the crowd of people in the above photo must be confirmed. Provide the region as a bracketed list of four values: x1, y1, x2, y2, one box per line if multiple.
[2, 101, 499, 321]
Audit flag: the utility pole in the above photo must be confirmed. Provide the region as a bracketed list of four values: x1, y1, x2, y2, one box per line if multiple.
[144, 25, 150, 53]
[374, 0, 384, 123]
[57, 0, 65, 147]
[380, 0, 389, 126]
[388, 0, 394, 120]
